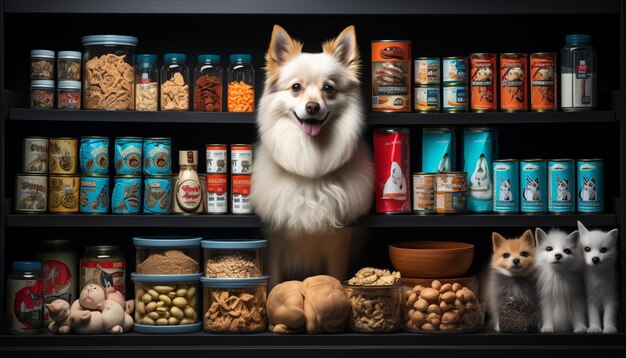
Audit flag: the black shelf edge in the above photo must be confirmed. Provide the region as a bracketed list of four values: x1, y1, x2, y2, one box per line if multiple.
[362, 214, 617, 227]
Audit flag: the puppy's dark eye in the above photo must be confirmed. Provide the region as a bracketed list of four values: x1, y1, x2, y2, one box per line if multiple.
[600, 247, 608, 253]
[323, 84, 335, 94]
[564, 248, 572, 254]
[546, 246, 553, 252]
[520, 251, 529, 257]
[291, 83, 301, 93]
[584, 247, 591, 252]
[503, 253, 510, 259]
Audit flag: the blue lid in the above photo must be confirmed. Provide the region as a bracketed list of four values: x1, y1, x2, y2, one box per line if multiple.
[131, 273, 202, 283]
[13, 261, 42, 271]
[133, 236, 202, 247]
[198, 54, 220, 63]
[136, 54, 157, 64]
[201, 276, 269, 288]
[133, 322, 201, 334]
[30, 80, 55, 88]
[164, 53, 186, 62]
[565, 34, 591, 44]
[57, 51, 81, 59]
[81, 35, 138, 46]
[230, 54, 251, 64]
[201, 239, 267, 249]
[31, 49, 55, 58]
[57, 80, 82, 90]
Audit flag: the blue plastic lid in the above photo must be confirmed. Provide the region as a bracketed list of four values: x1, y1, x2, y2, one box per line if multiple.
[164, 53, 186, 62]
[230, 54, 251, 64]
[31, 49, 55, 58]
[131, 273, 202, 283]
[13, 261, 42, 271]
[565, 34, 591, 44]
[201, 239, 267, 249]
[133, 236, 202, 247]
[57, 51, 81, 59]
[198, 54, 220, 63]
[81, 35, 138, 46]
[201, 276, 269, 288]
[136, 54, 157, 64]
[133, 322, 201, 334]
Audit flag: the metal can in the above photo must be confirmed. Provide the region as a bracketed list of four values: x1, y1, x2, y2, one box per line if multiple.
[112, 175, 142, 214]
[48, 174, 79, 214]
[48, 137, 78, 175]
[23, 136, 49, 173]
[206, 144, 228, 174]
[36, 240, 77, 324]
[373, 128, 411, 214]
[6, 261, 44, 335]
[206, 173, 228, 214]
[530, 53, 557, 111]
[232, 174, 252, 214]
[79, 175, 109, 214]
[422, 127, 455, 173]
[143, 175, 172, 214]
[413, 172, 436, 214]
[493, 159, 519, 213]
[436, 172, 467, 214]
[414, 57, 440, 85]
[442, 57, 467, 85]
[231, 144, 253, 174]
[520, 159, 547, 213]
[414, 85, 440, 112]
[15, 173, 47, 213]
[442, 85, 468, 112]
[114, 137, 143, 175]
[576, 159, 604, 213]
[79, 136, 109, 175]
[469, 53, 497, 112]
[464, 127, 498, 213]
[143, 137, 172, 175]
[371, 40, 412, 112]
[548, 159, 575, 213]
[500, 53, 528, 111]
[80, 245, 126, 297]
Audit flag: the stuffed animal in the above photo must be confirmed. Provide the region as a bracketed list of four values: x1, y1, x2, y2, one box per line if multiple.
[46, 299, 71, 334]
[267, 280, 306, 334]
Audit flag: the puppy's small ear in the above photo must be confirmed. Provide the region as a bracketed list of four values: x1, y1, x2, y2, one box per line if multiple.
[535, 227, 548, 245]
[267, 25, 302, 68]
[606, 228, 619, 246]
[577, 221, 589, 236]
[520, 229, 535, 247]
[566, 230, 580, 247]
[323, 25, 360, 74]
[492, 232, 506, 250]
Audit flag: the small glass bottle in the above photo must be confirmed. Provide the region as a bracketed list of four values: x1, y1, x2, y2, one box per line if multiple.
[160, 53, 190, 111]
[57, 51, 82, 81]
[30, 49, 55, 80]
[80, 245, 126, 296]
[135, 54, 159, 111]
[30, 80, 55, 109]
[194, 54, 223, 112]
[6, 261, 44, 335]
[57, 80, 82, 109]
[174, 150, 202, 214]
[227, 54, 255, 112]
[560, 34, 596, 111]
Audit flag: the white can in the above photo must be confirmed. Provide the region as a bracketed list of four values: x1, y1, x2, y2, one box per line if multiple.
[231, 174, 252, 214]
[230, 144, 253, 174]
[206, 173, 228, 214]
[15, 174, 47, 213]
[206, 144, 228, 173]
[23, 137, 49, 173]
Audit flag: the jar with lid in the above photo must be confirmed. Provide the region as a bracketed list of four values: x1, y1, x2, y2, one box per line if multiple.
[30, 80, 55, 109]
[561, 34, 596, 111]
[173, 150, 202, 214]
[6, 261, 45, 335]
[30, 49, 55, 80]
[80, 245, 126, 297]
[194, 54, 223, 112]
[57, 80, 82, 109]
[81, 35, 138, 110]
[160, 53, 190, 111]
[227, 54, 255, 112]
[36, 239, 78, 324]
[57, 51, 82, 81]
[135, 54, 159, 111]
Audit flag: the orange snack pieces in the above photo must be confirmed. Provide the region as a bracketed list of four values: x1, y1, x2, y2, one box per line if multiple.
[227, 81, 254, 112]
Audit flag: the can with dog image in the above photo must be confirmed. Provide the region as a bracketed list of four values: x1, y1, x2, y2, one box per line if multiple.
[373, 128, 411, 214]
[463, 127, 498, 213]
[422, 127, 455, 173]
[576, 159, 603, 213]
[493, 159, 519, 213]
[548, 159, 575, 213]
[206, 144, 228, 174]
[371, 40, 411, 112]
[413, 172, 436, 214]
[520, 159, 547, 213]
[230, 144, 253, 174]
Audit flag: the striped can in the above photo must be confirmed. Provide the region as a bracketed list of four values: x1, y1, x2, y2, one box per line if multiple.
[576, 159, 603, 213]
[548, 159, 575, 213]
[520, 159, 547, 213]
[493, 159, 519, 213]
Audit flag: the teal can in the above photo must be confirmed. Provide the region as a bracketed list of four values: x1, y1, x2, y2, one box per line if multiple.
[79, 175, 109, 214]
[111, 175, 142, 214]
[143, 175, 172, 214]
[520, 159, 547, 213]
[548, 159, 575, 213]
[79, 136, 109, 175]
[493, 159, 519, 213]
[422, 127, 455, 173]
[576, 159, 604, 213]
[114, 137, 143, 175]
[143, 137, 171, 175]
[463, 127, 498, 212]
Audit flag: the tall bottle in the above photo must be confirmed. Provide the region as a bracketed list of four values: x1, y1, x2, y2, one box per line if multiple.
[175, 150, 202, 214]
[560, 34, 596, 111]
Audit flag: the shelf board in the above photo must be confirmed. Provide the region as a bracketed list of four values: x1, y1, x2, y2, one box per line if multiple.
[362, 213, 617, 227]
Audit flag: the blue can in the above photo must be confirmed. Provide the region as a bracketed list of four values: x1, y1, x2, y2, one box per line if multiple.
[422, 127, 455, 173]
[79, 136, 109, 175]
[111, 175, 142, 214]
[548, 159, 575, 213]
[79, 175, 109, 214]
[577, 159, 604, 213]
[493, 159, 519, 213]
[520, 159, 547, 213]
[143, 175, 172, 214]
[114, 137, 143, 175]
[463, 127, 498, 212]
[143, 137, 171, 175]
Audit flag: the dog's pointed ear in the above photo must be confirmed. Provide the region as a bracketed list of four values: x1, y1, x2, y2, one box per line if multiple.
[535, 227, 548, 246]
[492, 232, 506, 250]
[267, 25, 302, 69]
[577, 220, 589, 236]
[323, 25, 360, 74]
[520, 229, 535, 247]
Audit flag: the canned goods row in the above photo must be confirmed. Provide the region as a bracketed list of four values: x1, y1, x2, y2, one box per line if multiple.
[205, 144, 253, 174]
[413, 171, 468, 214]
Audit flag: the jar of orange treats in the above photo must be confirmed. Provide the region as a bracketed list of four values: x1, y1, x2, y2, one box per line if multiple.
[227, 54, 255, 112]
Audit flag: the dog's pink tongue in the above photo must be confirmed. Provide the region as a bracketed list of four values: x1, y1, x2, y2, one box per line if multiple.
[302, 122, 322, 137]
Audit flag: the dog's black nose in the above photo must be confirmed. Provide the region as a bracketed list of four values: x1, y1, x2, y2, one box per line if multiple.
[592, 257, 600, 264]
[513, 259, 520, 265]
[555, 253, 563, 260]
[306, 102, 320, 114]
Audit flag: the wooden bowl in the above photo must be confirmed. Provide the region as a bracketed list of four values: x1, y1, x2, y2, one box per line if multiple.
[399, 276, 479, 296]
[388, 241, 475, 279]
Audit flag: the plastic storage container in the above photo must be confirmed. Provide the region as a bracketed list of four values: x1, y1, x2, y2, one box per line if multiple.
[30, 80, 55, 109]
[30, 49, 55, 80]
[342, 282, 403, 333]
[57, 80, 82, 109]
[133, 236, 202, 274]
[131, 273, 202, 333]
[6, 261, 44, 335]
[201, 276, 268, 333]
[194, 54, 223, 112]
[57, 51, 82, 81]
[202, 239, 266, 278]
[561, 34, 596, 111]
[160, 53, 190, 111]
[135, 54, 159, 111]
[227, 54, 255, 112]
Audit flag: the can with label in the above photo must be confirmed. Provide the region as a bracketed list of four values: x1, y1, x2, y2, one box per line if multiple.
[413, 172, 436, 214]
[49, 137, 78, 175]
[48, 174, 79, 214]
[436, 172, 467, 214]
[500, 53, 528, 111]
[15, 174, 47, 213]
[143, 175, 172, 214]
[548, 159, 575, 213]
[206, 144, 228, 173]
[6, 261, 44, 335]
[422, 127, 455, 173]
[530, 53, 557, 111]
[469, 53, 497, 112]
[79, 175, 109, 214]
[232, 174, 252, 214]
[464, 127, 498, 213]
[143, 137, 171, 175]
[442, 57, 467, 85]
[112, 175, 142, 214]
[372, 40, 412, 112]
[79, 136, 109, 175]
[443, 85, 468, 112]
[23, 136, 49, 173]
[414, 85, 440, 112]
[414, 57, 440, 85]
[80, 245, 126, 297]
[520, 159, 547, 213]
[206, 173, 228, 214]
[576, 159, 604, 213]
[493, 159, 519, 213]
[114, 137, 143, 175]
[36, 240, 77, 324]
[373, 128, 411, 214]
[231, 144, 253, 174]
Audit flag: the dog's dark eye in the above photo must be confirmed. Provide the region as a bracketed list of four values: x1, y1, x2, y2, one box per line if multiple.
[584, 247, 591, 252]
[291, 83, 301, 93]
[520, 251, 529, 257]
[546, 246, 553, 251]
[564, 248, 572, 254]
[323, 84, 335, 94]
[600, 247, 608, 253]
[503, 253, 510, 259]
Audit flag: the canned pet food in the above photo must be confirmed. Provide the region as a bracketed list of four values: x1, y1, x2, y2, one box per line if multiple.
[464, 127, 498, 213]
[143, 175, 172, 214]
[372, 40, 411, 112]
[442, 57, 467, 85]
[422, 127, 455, 173]
[493, 159, 519, 213]
[413, 172, 436, 214]
[49, 137, 78, 175]
[80, 245, 126, 297]
[232, 174, 252, 214]
[114, 137, 143, 175]
[79, 136, 109, 175]
[530, 53, 557, 111]
[6, 261, 44, 335]
[144, 137, 172, 175]
[414, 86, 440, 112]
[548, 159, 575, 213]
[79, 175, 110, 214]
[206, 173, 228, 214]
[500, 53, 528, 111]
[436, 172, 467, 214]
[23, 137, 49, 173]
[576, 159, 603, 213]
[231, 144, 253, 174]
[373, 128, 411, 214]
[520, 159, 547, 213]
[414, 57, 440, 85]
[15, 174, 47, 213]
[48, 175, 79, 214]
[469, 53, 497, 112]
[443, 85, 468, 112]
[206, 144, 228, 174]
[112, 175, 142, 214]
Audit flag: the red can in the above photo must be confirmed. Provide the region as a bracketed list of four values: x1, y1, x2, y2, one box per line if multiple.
[373, 128, 411, 214]
[206, 173, 228, 214]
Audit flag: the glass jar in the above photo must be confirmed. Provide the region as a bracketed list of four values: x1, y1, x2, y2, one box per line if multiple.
[30, 80, 55, 109]
[57, 80, 82, 109]
[6, 261, 44, 335]
[133, 236, 202, 274]
[57, 51, 82, 81]
[160, 53, 190, 111]
[227, 54, 255, 112]
[194, 54, 223, 112]
[135, 54, 159, 112]
[30, 49, 55, 80]
[342, 282, 403, 333]
[561, 34, 596, 111]
[202, 239, 266, 278]
[81, 35, 138, 110]
[80, 245, 126, 296]
[36, 239, 78, 324]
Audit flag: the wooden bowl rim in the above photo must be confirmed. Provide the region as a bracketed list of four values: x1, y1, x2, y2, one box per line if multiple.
[389, 241, 474, 252]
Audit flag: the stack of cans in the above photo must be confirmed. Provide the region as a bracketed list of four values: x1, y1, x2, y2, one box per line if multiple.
[442, 57, 468, 112]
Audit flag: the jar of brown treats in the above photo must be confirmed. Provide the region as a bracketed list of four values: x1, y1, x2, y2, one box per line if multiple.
[57, 51, 82, 81]
[194, 54, 222, 112]
[30, 49, 55, 80]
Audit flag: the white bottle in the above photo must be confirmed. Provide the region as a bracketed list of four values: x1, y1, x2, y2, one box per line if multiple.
[174, 150, 202, 214]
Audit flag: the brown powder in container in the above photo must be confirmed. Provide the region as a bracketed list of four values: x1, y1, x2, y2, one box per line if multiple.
[138, 249, 199, 274]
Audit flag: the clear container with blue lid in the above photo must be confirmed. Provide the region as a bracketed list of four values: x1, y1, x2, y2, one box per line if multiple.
[201, 239, 266, 278]
[133, 236, 201, 274]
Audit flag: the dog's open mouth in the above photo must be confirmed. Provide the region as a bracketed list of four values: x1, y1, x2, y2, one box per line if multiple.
[294, 112, 330, 137]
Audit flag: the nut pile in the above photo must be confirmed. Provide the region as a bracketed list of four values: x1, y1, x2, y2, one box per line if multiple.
[205, 252, 261, 278]
[135, 82, 158, 111]
[84, 54, 134, 110]
[347, 267, 401, 286]
[135, 284, 198, 326]
[204, 288, 267, 332]
[161, 72, 189, 111]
